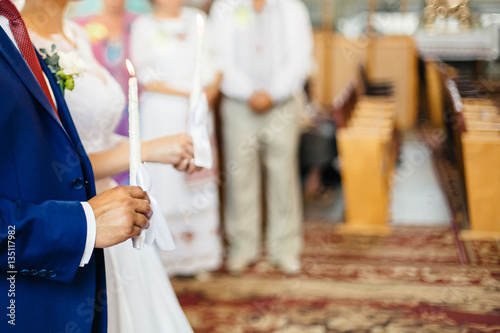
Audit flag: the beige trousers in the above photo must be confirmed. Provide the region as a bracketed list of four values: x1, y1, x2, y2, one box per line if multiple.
[221, 95, 303, 263]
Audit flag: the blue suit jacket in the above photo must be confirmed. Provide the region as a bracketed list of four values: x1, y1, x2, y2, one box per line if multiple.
[0, 29, 106, 332]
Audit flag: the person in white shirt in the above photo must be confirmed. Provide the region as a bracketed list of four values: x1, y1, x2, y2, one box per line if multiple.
[209, 0, 313, 275]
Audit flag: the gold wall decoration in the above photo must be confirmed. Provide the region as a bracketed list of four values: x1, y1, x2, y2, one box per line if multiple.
[424, 0, 471, 29]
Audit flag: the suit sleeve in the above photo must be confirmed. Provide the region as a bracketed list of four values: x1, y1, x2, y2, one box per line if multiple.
[0, 198, 88, 284]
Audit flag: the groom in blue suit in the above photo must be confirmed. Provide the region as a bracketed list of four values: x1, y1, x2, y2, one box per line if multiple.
[0, 1, 153, 331]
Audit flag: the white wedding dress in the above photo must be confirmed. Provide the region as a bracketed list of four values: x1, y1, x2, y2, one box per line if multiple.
[30, 21, 194, 333]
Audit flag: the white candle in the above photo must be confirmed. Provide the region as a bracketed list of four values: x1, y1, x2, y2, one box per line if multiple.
[126, 59, 145, 249]
[126, 59, 140, 186]
[188, 14, 205, 114]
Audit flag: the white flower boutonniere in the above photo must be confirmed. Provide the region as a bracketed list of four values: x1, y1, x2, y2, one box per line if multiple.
[39, 44, 87, 95]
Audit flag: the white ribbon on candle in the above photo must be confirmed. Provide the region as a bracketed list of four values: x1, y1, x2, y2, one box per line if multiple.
[188, 92, 213, 169]
[132, 163, 176, 251]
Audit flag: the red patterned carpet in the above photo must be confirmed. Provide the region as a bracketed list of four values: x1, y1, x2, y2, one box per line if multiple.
[171, 222, 500, 333]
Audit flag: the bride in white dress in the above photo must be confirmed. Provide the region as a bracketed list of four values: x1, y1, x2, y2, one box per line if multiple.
[131, 0, 223, 277]
[24, 1, 195, 332]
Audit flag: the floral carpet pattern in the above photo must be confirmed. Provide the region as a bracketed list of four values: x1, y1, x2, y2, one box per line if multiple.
[171, 223, 500, 333]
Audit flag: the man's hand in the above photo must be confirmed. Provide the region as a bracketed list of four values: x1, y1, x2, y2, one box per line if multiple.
[142, 133, 194, 165]
[89, 186, 152, 248]
[248, 91, 274, 114]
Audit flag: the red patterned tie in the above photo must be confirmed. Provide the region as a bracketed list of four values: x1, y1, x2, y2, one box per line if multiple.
[0, 0, 58, 115]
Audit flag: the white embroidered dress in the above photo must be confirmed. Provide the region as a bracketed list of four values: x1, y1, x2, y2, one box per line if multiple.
[131, 9, 222, 276]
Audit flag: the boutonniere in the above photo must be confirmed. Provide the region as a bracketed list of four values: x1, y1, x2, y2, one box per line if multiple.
[39, 44, 87, 95]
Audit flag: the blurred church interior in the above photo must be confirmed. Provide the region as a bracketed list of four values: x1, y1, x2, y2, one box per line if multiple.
[69, 0, 500, 331]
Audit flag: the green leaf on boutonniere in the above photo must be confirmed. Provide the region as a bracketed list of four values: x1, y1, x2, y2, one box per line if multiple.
[65, 76, 75, 91]
[46, 54, 59, 69]
[56, 70, 67, 94]
[55, 69, 66, 78]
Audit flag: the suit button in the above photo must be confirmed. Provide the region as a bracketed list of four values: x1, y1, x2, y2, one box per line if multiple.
[30, 269, 39, 276]
[39, 269, 47, 277]
[72, 178, 84, 190]
[48, 270, 57, 278]
[20, 269, 29, 276]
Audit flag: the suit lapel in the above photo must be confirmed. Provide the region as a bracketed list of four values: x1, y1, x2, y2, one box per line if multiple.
[39, 52, 97, 198]
[38, 50, 97, 197]
[0, 29, 60, 124]
[37, 50, 70, 133]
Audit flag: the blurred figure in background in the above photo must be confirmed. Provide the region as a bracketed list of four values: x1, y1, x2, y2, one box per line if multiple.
[76, 0, 135, 99]
[209, 0, 313, 275]
[131, 0, 223, 277]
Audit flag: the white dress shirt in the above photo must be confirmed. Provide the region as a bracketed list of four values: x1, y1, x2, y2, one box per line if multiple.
[0, 16, 95, 267]
[209, 0, 313, 102]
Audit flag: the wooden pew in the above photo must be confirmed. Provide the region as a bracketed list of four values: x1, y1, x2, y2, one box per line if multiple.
[462, 98, 497, 107]
[460, 134, 500, 238]
[434, 63, 500, 239]
[331, 82, 356, 129]
[459, 100, 500, 238]
[334, 80, 398, 235]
